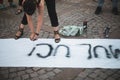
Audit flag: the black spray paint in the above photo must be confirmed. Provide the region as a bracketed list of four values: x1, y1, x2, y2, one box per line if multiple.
[28, 43, 120, 59]
[53, 45, 70, 57]
[109, 45, 120, 59]
[28, 43, 70, 58]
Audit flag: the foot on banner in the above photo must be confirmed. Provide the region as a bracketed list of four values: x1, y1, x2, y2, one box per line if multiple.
[15, 26, 24, 40]
[54, 31, 61, 43]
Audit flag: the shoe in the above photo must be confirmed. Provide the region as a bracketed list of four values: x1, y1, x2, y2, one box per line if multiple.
[112, 7, 119, 15]
[15, 9, 22, 15]
[15, 26, 24, 39]
[95, 6, 102, 15]
[54, 31, 61, 43]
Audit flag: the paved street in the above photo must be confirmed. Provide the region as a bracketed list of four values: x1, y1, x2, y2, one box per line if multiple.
[0, 0, 120, 80]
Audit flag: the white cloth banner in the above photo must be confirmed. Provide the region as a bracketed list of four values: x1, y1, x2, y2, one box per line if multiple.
[0, 38, 120, 68]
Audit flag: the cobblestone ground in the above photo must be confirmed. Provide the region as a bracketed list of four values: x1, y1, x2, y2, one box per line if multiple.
[0, 0, 120, 80]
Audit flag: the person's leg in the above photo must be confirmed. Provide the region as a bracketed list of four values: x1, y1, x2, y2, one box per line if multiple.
[15, 13, 37, 41]
[8, 0, 16, 8]
[15, 13, 36, 40]
[98, 0, 104, 7]
[15, 0, 37, 40]
[45, 0, 59, 27]
[23, 0, 37, 41]
[0, 0, 6, 10]
[15, 13, 27, 39]
[19, 0, 23, 6]
[36, 0, 44, 35]
[18, 0, 23, 10]
[45, 0, 60, 43]
[21, 14, 28, 25]
[112, 0, 118, 15]
[26, 13, 37, 41]
[16, 0, 23, 15]
[95, 0, 104, 15]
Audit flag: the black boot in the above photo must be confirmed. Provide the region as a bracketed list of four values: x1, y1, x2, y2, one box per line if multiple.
[112, 7, 119, 15]
[95, 7, 102, 15]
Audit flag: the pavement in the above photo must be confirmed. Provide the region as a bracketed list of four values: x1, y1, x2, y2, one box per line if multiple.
[0, 0, 120, 80]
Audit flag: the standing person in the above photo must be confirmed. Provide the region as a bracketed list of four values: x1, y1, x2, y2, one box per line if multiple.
[15, 0, 44, 41]
[15, 0, 61, 43]
[95, 0, 119, 15]
[36, 0, 61, 43]
[0, 0, 16, 9]
[44, 0, 60, 43]
[0, 0, 5, 10]
[8, 0, 16, 8]
[15, 0, 23, 15]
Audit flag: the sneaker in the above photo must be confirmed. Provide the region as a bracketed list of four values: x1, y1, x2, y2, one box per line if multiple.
[112, 7, 119, 15]
[95, 6, 102, 15]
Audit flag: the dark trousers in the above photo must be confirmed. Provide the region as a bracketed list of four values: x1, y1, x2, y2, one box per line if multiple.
[98, 0, 118, 8]
[21, 0, 59, 27]
[19, 0, 23, 6]
[0, 0, 13, 4]
[45, 0, 59, 27]
[8, 0, 13, 2]
[21, 14, 28, 25]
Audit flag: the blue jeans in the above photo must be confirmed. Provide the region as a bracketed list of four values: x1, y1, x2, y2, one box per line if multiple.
[98, 0, 118, 8]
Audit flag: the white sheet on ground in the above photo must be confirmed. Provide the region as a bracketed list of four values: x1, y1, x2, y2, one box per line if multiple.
[0, 38, 120, 68]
